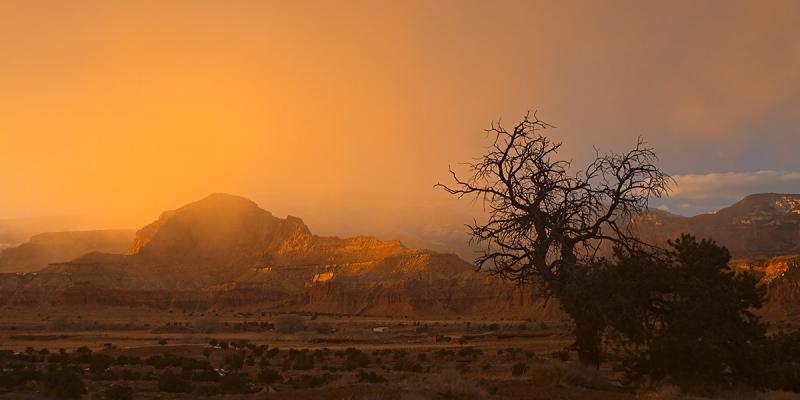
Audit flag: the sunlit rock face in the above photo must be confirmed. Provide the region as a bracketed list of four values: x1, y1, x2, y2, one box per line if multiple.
[0, 193, 557, 319]
[732, 255, 800, 322]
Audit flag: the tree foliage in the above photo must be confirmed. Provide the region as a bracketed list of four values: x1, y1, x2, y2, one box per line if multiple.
[596, 235, 767, 389]
[439, 112, 670, 364]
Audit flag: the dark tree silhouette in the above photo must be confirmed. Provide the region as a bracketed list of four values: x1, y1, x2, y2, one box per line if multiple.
[438, 112, 671, 364]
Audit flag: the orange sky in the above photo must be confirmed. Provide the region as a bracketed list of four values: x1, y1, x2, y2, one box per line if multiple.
[1, 0, 799, 235]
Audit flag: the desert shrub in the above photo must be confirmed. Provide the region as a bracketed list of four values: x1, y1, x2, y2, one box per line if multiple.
[252, 345, 267, 357]
[527, 361, 610, 389]
[393, 349, 407, 360]
[551, 350, 570, 362]
[188, 369, 219, 382]
[750, 331, 800, 391]
[561, 364, 612, 389]
[14, 352, 39, 363]
[219, 372, 252, 394]
[505, 347, 522, 358]
[90, 353, 114, 374]
[412, 370, 487, 400]
[312, 349, 328, 361]
[511, 362, 527, 376]
[195, 317, 223, 333]
[194, 383, 221, 397]
[274, 314, 306, 333]
[102, 384, 133, 400]
[218, 340, 229, 349]
[265, 347, 280, 359]
[394, 359, 423, 373]
[47, 352, 70, 364]
[312, 322, 335, 334]
[457, 347, 482, 359]
[75, 346, 92, 363]
[257, 367, 283, 384]
[456, 363, 471, 374]
[223, 352, 245, 370]
[357, 371, 387, 383]
[158, 339, 168, 345]
[158, 370, 193, 393]
[293, 351, 315, 370]
[288, 373, 334, 389]
[209, 338, 218, 347]
[528, 364, 568, 387]
[116, 369, 141, 381]
[343, 348, 370, 370]
[145, 353, 205, 369]
[42, 367, 86, 399]
[434, 349, 455, 360]
[0, 367, 42, 389]
[114, 355, 142, 366]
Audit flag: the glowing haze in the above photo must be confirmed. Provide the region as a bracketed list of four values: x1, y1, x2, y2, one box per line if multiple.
[1, 1, 799, 238]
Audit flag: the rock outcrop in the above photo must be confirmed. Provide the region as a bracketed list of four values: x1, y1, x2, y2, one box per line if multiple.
[732, 255, 800, 322]
[634, 193, 800, 257]
[0, 194, 556, 319]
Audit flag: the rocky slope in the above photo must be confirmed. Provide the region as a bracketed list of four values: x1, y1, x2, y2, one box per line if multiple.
[0, 194, 555, 319]
[0, 229, 135, 273]
[731, 255, 800, 322]
[634, 193, 800, 257]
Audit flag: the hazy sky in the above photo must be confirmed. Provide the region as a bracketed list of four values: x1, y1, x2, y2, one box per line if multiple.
[1, 0, 799, 236]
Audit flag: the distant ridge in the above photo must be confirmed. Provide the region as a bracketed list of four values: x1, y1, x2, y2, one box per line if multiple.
[0, 229, 135, 273]
[635, 193, 800, 257]
[1, 192, 800, 321]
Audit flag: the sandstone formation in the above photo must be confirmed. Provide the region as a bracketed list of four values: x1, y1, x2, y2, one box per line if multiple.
[733, 255, 800, 322]
[0, 194, 557, 319]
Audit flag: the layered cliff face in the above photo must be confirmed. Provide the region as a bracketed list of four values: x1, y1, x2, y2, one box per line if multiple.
[0, 229, 135, 273]
[731, 255, 800, 322]
[0, 193, 555, 319]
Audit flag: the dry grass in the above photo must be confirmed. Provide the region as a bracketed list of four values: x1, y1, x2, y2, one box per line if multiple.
[528, 360, 613, 390]
[637, 385, 687, 400]
[399, 370, 490, 400]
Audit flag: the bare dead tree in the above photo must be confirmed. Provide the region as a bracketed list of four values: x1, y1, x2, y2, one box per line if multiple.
[437, 111, 671, 364]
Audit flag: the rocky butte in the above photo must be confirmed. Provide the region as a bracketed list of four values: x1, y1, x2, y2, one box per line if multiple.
[1, 192, 800, 322]
[0, 194, 553, 318]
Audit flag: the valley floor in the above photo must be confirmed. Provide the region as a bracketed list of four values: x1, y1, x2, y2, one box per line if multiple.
[0, 306, 795, 400]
